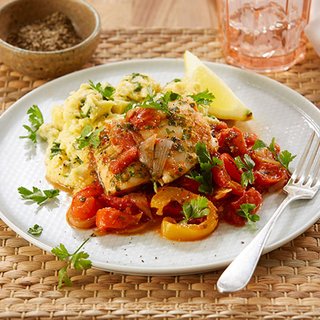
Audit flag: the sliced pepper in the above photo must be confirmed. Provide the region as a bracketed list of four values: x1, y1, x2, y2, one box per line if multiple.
[151, 187, 218, 241]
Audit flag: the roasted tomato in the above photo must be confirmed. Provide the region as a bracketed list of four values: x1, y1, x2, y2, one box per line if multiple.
[109, 146, 139, 174]
[244, 132, 258, 149]
[220, 153, 242, 183]
[96, 208, 142, 230]
[223, 188, 263, 226]
[216, 127, 247, 156]
[126, 107, 165, 130]
[254, 163, 289, 190]
[67, 183, 105, 229]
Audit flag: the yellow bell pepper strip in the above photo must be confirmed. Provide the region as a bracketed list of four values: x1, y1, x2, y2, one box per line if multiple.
[151, 187, 219, 241]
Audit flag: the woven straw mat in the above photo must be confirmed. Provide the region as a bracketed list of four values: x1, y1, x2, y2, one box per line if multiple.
[0, 29, 320, 320]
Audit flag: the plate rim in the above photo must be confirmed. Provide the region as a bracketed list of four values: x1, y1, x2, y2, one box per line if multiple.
[0, 58, 319, 275]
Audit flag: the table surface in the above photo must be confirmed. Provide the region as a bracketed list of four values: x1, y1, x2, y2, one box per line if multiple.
[0, 0, 219, 29]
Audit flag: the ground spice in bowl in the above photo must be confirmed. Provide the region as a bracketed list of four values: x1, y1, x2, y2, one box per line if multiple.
[6, 11, 82, 51]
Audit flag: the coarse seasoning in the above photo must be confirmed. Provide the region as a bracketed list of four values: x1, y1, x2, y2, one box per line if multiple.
[6, 12, 82, 51]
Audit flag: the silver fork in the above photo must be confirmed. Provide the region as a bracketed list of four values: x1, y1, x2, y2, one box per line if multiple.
[217, 131, 320, 293]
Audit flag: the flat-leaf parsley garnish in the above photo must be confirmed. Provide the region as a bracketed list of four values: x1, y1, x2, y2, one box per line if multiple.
[89, 80, 115, 101]
[235, 154, 255, 187]
[50, 141, 62, 159]
[28, 224, 43, 236]
[76, 125, 103, 150]
[20, 105, 44, 143]
[188, 142, 222, 194]
[182, 197, 210, 223]
[190, 89, 215, 106]
[18, 186, 59, 205]
[51, 238, 92, 288]
[140, 91, 180, 115]
[237, 203, 259, 224]
[252, 138, 296, 170]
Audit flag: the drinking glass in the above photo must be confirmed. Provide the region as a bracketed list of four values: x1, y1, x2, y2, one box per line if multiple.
[219, 0, 312, 72]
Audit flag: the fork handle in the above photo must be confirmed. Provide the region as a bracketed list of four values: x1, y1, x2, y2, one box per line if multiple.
[217, 194, 297, 293]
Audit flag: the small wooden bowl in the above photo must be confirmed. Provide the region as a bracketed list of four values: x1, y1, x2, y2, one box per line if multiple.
[0, 0, 101, 79]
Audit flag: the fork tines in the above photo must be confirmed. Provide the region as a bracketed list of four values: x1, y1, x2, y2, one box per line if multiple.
[291, 131, 320, 188]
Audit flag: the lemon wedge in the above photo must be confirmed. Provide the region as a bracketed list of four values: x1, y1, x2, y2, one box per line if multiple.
[184, 51, 253, 121]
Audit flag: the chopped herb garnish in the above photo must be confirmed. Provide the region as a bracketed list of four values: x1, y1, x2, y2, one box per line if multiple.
[20, 105, 44, 143]
[252, 139, 267, 150]
[237, 203, 259, 224]
[51, 238, 92, 289]
[190, 90, 215, 106]
[278, 150, 296, 170]
[173, 78, 181, 82]
[89, 80, 115, 101]
[76, 125, 103, 149]
[28, 224, 43, 236]
[18, 186, 59, 205]
[134, 82, 143, 92]
[182, 197, 210, 223]
[188, 142, 222, 194]
[235, 154, 255, 187]
[50, 141, 62, 159]
[140, 91, 180, 115]
[79, 106, 91, 118]
[75, 155, 83, 164]
[268, 138, 296, 170]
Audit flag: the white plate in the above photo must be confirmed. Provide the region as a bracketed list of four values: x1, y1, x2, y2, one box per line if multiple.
[0, 59, 319, 275]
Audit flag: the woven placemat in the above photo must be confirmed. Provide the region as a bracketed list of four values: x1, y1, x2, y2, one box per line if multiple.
[1, 28, 320, 320]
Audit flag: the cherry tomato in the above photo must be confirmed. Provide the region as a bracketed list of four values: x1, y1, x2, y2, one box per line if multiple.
[110, 127, 136, 151]
[244, 132, 258, 149]
[109, 146, 139, 174]
[69, 183, 105, 221]
[223, 188, 262, 226]
[126, 107, 165, 130]
[174, 176, 200, 194]
[216, 127, 247, 156]
[254, 163, 289, 190]
[220, 153, 242, 183]
[96, 207, 141, 230]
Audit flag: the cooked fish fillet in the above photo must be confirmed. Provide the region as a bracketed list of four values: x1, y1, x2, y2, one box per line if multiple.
[93, 98, 217, 194]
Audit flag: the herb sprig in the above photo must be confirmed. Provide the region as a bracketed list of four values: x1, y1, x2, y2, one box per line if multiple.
[28, 224, 43, 236]
[182, 197, 210, 223]
[20, 105, 44, 143]
[190, 90, 215, 106]
[76, 125, 103, 150]
[89, 80, 115, 101]
[51, 238, 92, 288]
[252, 138, 296, 170]
[140, 91, 180, 115]
[188, 142, 222, 194]
[50, 141, 62, 159]
[18, 186, 59, 205]
[237, 203, 259, 225]
[235, 154, 255, 187]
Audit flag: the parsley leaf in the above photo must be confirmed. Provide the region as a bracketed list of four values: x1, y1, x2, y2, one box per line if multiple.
[50, 141, 62, 159]
[278, 150, 296, 170]
[89, 80, 115, 101]
[182, 197, 210, 222]
[51, 238, 92, 289]
[140, 91, 180, 115]
[18, 186, 59, 205]
[190, 90, 215, 105]
[235, 154, 255, 187]
[28, 224, 43, 236]
[252, 139, 267, 150]
[20, 105, 44, 143]
[268, 137, 296, 170]
[237, 203, 259, 224]
[188, 142, 222, 194]
[76, 125, 103, 150]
